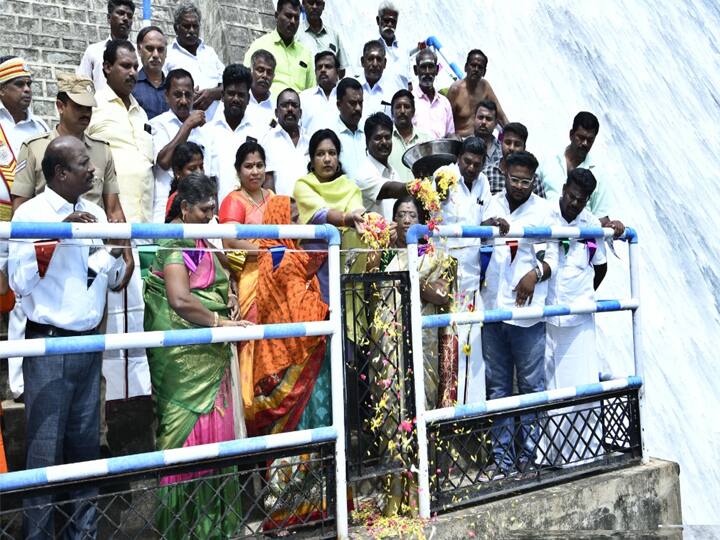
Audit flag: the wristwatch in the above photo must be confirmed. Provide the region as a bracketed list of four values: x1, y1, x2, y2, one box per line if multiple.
[533, 265, 543, 281]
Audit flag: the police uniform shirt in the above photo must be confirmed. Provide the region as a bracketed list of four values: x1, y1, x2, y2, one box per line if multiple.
[11, 128, 119, 208]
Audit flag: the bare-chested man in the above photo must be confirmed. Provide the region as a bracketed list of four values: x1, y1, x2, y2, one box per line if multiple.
[448, 49, 508, 136]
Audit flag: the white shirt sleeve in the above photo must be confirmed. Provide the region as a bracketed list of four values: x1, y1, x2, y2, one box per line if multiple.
[8, 239, 41, 297]
[77, 47, 94, 79]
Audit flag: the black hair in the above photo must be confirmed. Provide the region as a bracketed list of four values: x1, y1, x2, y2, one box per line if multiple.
[363, 112, 393, 144]
[276, 0, 301, 10]
[390, 88, 414, 110]
[165, 68, 195, 92]
[566, 167, 597, 196]
[475, 99, 497, 118]
[222, 63, 252, 90]
[572, 111, 600, 133]
[336, 77, 362, 101]
[169, 142, 204, 195]
[502, 122, 528, 143]
[108, 0, 135, 14]
[0, 55, 17, 64]
[41, 142, 71, 183]
[392, 195, 425, 224]
[460, 136, 486, 158]
[314, 50, 339, 69]
[362, 39, 385, 58]
[506, 150, 539, 173]
[103, 39, 136, 66]
[250, 49, 277, 69]
[307, 129, 343, 176]
[276, 87, 299, 107]
[234, 140, 266, 170]
[56, 91, 70, 104]
[166, 172, 217, 223]
[136, 25, 164, 46]
[466, 48, 488, 65]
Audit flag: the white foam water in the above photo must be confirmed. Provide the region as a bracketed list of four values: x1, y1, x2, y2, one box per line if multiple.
[326, 0, 720, 523]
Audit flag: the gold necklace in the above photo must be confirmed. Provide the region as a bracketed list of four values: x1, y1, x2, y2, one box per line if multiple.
[241, 186, 265, 207]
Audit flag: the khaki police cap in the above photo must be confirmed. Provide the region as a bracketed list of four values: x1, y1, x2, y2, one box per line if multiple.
[57, 73, 97, 107]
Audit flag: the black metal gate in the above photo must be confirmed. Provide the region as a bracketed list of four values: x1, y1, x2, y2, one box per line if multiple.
[340, 271, 416, 483]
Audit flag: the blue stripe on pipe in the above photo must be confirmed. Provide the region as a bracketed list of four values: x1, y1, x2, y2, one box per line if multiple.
[10, 222, 73, 238]
[131, 223, 184, 239]
[0, 468, 48, 491]
[311, 426, 338, 443]
[321, 224, 341, 246]
[596, 300, 622, 312]
[233, 224, 280, 239]
[106, 451, 167, 474]
[262, 322, 308, 339]
[517, 390, 550, 408]
[578, 227, 606, 239]
[544, 304, 572, 317]
[483, 308, 514, 323]
[422, 313, 453, 329]
[406, 224, 430, 245]
[448, 62, 464, 79]
[624, 227, 639, 244]
[162, 328, 214, 347]
[425, 35, 442, 48]
[45, 334, 105, 355]
[524, 226, 553, 238]
[460, 226, 495, 238]
[217, 437, 269, 457]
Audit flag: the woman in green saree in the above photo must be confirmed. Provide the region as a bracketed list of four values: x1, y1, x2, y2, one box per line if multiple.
[144, 173, 251, 538]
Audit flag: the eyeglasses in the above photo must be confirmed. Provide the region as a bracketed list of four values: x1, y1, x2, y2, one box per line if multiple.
[507, 175, 534, 188]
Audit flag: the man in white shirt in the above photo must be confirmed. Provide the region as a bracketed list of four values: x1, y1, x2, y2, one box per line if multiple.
[150, 68, 205, 222]
[357, 40, 399, 120]
[0, 56, 50, 401]
[165, 2, 225, 122]
[9, 136, 125, 538]
[537, 111, 625, 237]
[300, 50, 339, 135]
[77, 0, 136, 90]
[544, 167, 607, 465]
[245, 49, 277, 130]
[334, 77, 366, 181]
[261, 88, 309, 196]
[438, 137, 491, 405]
[373, 1, 410, 91]
[355, 112, 407, 218]
[200, 64, 269, 204]
[388, 89, 431, 181]
[480, 150, 559, 475]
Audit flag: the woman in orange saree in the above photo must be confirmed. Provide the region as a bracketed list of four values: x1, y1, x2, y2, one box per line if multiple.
[218, 141, 275, 413]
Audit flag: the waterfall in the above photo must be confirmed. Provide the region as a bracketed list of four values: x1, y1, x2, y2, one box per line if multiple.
[325, 0, 720, 524]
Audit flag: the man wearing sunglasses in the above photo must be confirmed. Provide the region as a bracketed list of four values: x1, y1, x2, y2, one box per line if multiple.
[481, 150, 559, 476]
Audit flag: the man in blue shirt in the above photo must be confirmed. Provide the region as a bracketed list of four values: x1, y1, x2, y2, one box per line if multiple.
[132, 25, 169, 119]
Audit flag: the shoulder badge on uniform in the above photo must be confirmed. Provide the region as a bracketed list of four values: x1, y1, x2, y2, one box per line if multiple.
[15, 160, 27, 173]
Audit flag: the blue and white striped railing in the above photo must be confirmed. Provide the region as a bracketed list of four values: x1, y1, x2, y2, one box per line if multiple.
[0, 426, 337, 492]
[423, 299, 639, 328]
[0, 222, 341, 244]
[0, 222, 350, 538]
[406, 223, 643, 519]
[0, 321, 335, 359]
[424, 377, 643, 424]
[406, 224, 638, 244]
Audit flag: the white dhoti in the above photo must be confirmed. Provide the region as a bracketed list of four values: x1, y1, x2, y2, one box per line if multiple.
[102, 250, 151, 400]
[7, 298, 26, 398]
[543, 316, 599, 465]
[456, 289, 485, 405]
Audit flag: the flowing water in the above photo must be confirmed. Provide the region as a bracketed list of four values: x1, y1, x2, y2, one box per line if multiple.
[326, 0, 720, 524]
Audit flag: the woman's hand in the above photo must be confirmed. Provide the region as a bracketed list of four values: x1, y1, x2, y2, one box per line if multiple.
[388, 221, 398, 246]
[219, 318, 254, 327]
[227, 292, 240, 320]
[350, 210, 366, 233]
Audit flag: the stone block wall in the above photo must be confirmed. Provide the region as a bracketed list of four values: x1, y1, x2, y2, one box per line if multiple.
[0, 0, 275, 126]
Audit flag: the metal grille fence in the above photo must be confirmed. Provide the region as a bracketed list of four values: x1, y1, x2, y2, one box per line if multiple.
[0, 442, 336, 539]
[340, 272, 415, 482]
[427, 387, 642, 512]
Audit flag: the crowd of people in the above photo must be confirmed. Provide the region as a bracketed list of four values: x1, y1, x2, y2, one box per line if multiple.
[0, 0, 628, 536]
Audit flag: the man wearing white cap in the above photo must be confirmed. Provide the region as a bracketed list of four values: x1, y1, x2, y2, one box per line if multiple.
[0, 56, 48, 400]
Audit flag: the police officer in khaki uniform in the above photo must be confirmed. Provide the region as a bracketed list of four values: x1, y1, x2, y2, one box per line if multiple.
[12, 74, 126, 222]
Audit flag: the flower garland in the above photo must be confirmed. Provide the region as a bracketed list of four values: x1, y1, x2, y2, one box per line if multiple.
[361, 212, 392, 249]
[406, 166, 460, 232]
